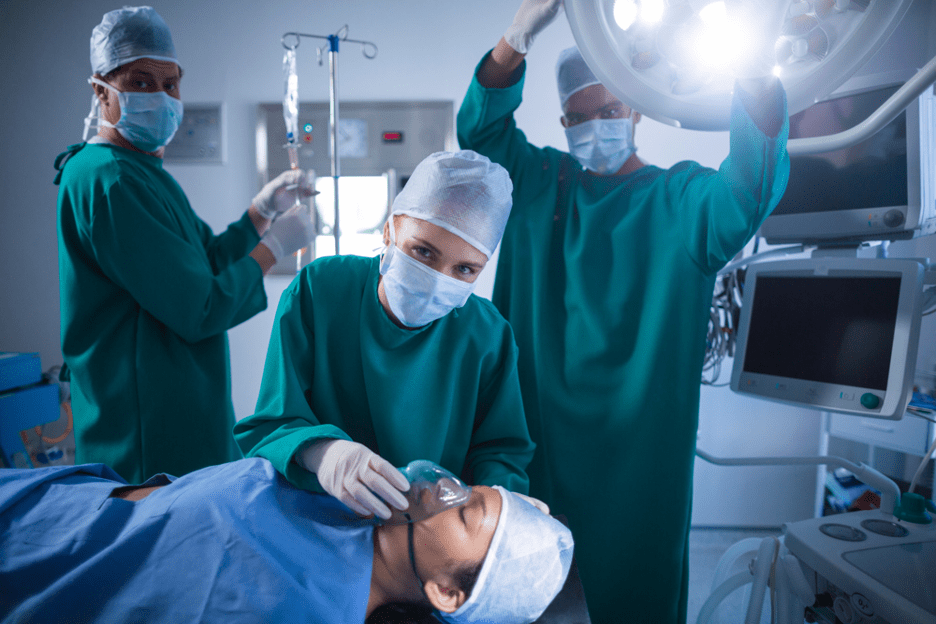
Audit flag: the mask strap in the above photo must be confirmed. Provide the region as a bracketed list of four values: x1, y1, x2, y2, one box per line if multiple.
[379, 214, 398, 272]
[407, 517, 432, 604]
[83, 77, 120, 140]
[388, 214, 398, 245]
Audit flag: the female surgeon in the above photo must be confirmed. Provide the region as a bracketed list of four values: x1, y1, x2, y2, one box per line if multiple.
[234, 150, 547, 520]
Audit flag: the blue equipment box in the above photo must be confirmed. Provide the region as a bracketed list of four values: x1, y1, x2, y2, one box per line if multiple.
[0, 382, 61, 468]
[0, 352, 44, 393]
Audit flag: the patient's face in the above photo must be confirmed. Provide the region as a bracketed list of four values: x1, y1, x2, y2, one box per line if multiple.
[413, 485, 502, 573]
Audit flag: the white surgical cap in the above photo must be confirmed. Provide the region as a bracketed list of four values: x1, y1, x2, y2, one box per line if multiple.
[556, 46, 602, 108]
[438, 486, 575, 624]
[390, 151, 513, 259]
[90, 6, 177, 76]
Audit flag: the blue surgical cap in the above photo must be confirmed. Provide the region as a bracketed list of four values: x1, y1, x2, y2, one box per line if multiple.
[556, 46, 602, 108]
[389, 150, 513, 259]
[438, 486, 575, 624]
[90, 6, 177, 75]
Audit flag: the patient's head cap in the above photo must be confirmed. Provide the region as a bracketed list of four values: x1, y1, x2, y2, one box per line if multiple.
[437, 486, 574, 624]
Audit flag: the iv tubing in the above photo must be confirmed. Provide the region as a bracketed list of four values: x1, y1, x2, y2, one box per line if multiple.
[745, 538, 778, 624]
[696, 571, 753, 624]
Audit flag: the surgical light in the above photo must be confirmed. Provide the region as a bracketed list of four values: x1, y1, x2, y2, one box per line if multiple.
[613, 0, 638, 30]
[640, 0, 666, 24]
[697, 1, 726, 23]
[565, 0, 917, 131]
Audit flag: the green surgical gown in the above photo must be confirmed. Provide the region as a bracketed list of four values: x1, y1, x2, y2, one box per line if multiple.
[55, 142, 266, 484]
[234, 254, 534, 494]
[457, 56, 789, 624]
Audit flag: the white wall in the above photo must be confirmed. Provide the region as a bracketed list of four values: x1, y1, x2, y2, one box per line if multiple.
[1, 0, 933, 526]
[0, 0, 732, 416]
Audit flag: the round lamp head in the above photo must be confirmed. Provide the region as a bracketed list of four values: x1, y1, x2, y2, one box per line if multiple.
[565, 0, 914, 130]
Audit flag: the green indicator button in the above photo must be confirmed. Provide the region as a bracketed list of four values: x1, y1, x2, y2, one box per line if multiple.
[860, 393, 881, 409]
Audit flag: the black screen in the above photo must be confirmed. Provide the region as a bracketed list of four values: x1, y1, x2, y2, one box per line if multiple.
[774, 85, 908, 215]
[742, 276, 901, 390]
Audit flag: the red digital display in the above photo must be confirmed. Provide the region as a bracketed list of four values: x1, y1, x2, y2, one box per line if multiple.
[382, 131, 404, 143]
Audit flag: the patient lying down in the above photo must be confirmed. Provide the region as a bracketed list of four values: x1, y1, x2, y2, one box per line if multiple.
[0, 458, 572, 624]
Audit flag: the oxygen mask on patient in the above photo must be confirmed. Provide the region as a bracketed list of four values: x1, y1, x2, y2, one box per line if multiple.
[380, 460, 472, 526]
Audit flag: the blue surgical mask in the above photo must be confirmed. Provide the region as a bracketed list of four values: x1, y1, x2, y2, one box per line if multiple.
[564, 117, 636, 175]
[379, 222, 475, 328]
[86, 77, 183, 152]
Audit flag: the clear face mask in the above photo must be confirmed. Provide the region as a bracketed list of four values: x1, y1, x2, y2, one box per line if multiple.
[564, 116, 636, 175]
[380, 460, 472, 526]
[85, 76, 184, 152]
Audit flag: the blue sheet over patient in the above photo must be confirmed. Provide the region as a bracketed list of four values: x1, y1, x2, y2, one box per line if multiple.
[0, 458, 374, 623]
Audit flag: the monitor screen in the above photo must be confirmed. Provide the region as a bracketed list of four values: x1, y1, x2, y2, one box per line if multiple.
[742, 276, 900, 391]
[758, 79, 936, 245]
[731, 258, 924, 420]
[774, 85, 908, 217]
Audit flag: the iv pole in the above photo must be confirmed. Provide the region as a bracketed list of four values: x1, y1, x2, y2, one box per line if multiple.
[281, 27, 377, 255]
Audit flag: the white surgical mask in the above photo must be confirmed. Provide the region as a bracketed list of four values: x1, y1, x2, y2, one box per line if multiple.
[379, 224, 475, 328]
[85, 77, 183, 152]
[564, 117, 635, 175]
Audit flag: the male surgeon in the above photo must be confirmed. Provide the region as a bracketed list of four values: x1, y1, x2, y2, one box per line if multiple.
[55, 6, 315, 483]
[457, 1, 790, 622]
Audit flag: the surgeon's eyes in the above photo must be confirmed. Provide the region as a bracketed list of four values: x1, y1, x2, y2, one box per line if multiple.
[601, 107, 623, 118]
[565, 113, 587, 125]
[455, 265, 476, 277]
[412, 246, 433, 260]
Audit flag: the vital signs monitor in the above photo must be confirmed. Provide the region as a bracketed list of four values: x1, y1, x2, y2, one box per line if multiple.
[730, 258, 925, 420]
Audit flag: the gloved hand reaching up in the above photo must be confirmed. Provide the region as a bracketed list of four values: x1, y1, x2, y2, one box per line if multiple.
[503, 0, 564, 54]
[298, 439, 410, 519]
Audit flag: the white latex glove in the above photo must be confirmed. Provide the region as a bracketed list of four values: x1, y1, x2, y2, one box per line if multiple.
[726, 0, 792, 80]
[299, 439, 410, 519]
[515, 492, 550, 515]
[259, 204, 316, 261]
[503, 0, 564, 54]
[252, 169, 315, 220]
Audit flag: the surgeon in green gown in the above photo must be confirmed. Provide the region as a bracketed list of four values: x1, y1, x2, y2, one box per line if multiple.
[456, 1, 790, 622]
[55, 6, 316, 483]
[235, 150, 544, 521]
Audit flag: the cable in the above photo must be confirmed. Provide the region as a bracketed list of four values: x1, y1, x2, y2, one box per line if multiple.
[705, 243, 803, 386]
[770, 538, 784, 624]
[921, 285, 936, 315]
[703, 267, 745, 385]
[907, 409, 936, 424]
[716, 244, 806, 277]
[908, 434, 936, 495]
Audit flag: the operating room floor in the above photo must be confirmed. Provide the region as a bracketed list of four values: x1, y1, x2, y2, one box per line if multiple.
[687, 527, 783, 624]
